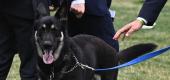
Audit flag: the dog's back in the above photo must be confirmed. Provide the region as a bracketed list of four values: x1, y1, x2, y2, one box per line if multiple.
[71, 34, 157, 64]
[70, 34, 157, 80]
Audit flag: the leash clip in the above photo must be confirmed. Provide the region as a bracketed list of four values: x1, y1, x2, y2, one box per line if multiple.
[74, 56, 95, 71]
[49, 72, 54, 80]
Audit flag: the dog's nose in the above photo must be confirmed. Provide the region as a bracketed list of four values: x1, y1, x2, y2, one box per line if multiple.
[43, 41, 52, 49]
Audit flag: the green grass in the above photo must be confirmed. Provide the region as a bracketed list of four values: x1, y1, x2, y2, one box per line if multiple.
[7, 0, 170, 80]
[112, 0, 170, 80]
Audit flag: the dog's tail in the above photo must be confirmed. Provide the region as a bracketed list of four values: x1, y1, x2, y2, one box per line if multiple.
[118, 43, 157, 64]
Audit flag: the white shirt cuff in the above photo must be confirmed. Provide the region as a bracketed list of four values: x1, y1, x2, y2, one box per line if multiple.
[71, 0, 85, 4]
[137, 17, 148, 24]
[109, 9, 116, 18]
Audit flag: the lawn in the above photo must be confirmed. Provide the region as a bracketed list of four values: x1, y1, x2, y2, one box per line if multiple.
[7, 0, 170, 80]
[112, 0, 170, 80]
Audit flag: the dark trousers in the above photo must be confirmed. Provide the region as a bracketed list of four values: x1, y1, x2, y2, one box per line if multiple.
[68, 13, 119, 51]
[0, 13, 37, 80]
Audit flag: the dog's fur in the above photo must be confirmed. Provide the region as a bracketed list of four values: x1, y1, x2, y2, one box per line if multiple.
[34, 2, 157, 80]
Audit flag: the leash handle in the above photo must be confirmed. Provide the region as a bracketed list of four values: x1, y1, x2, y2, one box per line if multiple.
[95, 46, 170, 71]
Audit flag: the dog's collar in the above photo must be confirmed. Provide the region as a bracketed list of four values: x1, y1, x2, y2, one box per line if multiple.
[61, 55, 79, 74]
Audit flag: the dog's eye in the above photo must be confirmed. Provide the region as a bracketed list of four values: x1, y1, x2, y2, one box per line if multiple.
[51, 25, 55, 29]
[42, 24, 46, 28]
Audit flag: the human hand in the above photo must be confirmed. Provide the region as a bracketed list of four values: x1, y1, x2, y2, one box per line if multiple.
[113, 19, 144, 40]
[70, 3, 85, 18]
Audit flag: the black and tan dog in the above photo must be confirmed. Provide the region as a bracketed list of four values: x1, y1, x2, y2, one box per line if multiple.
[34, 2, 157, 80]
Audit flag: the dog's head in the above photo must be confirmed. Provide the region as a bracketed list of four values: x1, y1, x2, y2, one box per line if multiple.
[35, 3, 65, 64]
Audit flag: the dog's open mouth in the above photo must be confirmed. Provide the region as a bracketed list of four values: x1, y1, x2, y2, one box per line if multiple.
[43, 50, 54, 64]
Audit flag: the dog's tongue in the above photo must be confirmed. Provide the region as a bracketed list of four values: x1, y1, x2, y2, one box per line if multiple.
[43, 51, 54, 64]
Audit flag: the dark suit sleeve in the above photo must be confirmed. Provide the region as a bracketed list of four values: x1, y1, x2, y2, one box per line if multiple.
[138, 0, 167, 25]
[107, 0, 112, 8]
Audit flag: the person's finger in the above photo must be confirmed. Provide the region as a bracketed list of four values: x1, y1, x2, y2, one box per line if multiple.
[113, 28, 126, 40]
[77, 8, 83, 14]
[126, 24, 142, 37]
[71, 8, 83, 16]
[113, 24, 131, 40]
[70, 4, 85, 14]
[70, 5, 77, 12]
[71, 7, 82, 14]
[125, 27, 136, 37]
[70, 6, 84, 18]
[76, 5, 85, 14]
[113, 30, 123, 40]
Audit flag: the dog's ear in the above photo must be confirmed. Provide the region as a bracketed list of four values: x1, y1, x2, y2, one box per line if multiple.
[54, 0, 68, 19]
[37, 3, 49, 18]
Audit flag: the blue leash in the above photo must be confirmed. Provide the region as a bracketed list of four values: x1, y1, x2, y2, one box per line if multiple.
[95, 46, 170, 71]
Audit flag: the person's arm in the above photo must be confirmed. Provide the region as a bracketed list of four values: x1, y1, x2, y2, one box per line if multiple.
[107, 0, 112, 8]
[138, 0, 167, 26]
[113, 0, 167, 40]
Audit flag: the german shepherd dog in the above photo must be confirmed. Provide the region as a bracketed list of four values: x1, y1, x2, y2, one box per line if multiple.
[34, 2, 157, 80]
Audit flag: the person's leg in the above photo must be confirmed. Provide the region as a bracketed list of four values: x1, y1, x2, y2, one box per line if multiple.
[90, 15, 119, 51]
[7, 15, 37, 80]
[83, 14, 119, 80]
[0, 14, 16, 80]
